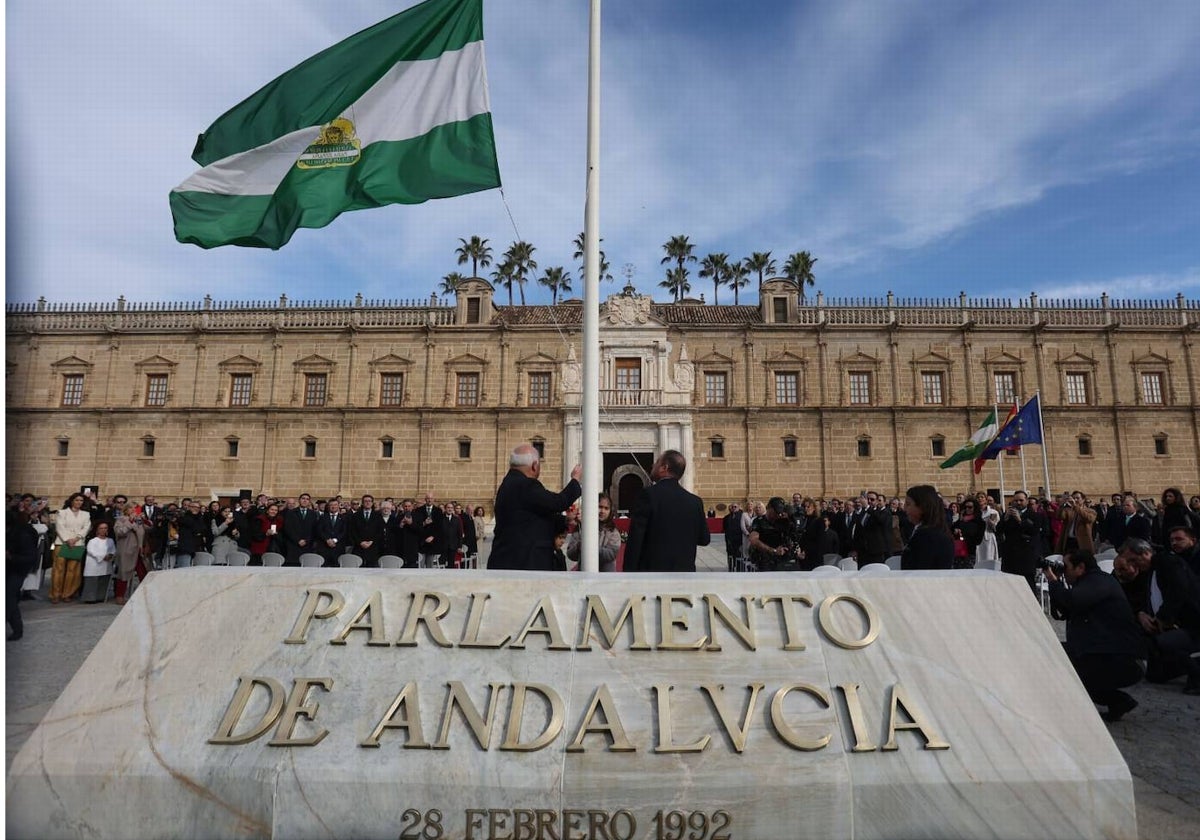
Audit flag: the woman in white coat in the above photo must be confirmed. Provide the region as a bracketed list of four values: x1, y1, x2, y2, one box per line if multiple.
[976, 504, 1001, 570]
[82, 521, 116, 604]
[50, 493, 91, 603]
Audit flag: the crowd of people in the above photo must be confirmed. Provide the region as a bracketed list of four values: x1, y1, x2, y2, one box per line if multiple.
[7, 477, 1199, 717]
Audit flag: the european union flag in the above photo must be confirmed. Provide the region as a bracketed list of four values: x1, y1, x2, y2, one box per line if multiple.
[979, 394, 1043, 461]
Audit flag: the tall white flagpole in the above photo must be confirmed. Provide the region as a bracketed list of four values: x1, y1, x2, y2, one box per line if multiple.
[580, 0, 602, 572]
[1036, 390, 1052, 499]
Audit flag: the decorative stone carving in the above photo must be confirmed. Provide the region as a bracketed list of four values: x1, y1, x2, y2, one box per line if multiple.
[605, 293, 652, 326]
[561, 345, 581, 392]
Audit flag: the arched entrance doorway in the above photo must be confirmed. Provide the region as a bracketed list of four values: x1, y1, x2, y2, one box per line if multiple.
[609, 463, 649, 513]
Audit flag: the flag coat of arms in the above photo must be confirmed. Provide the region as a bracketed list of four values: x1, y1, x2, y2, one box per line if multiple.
[939, 408, 1000, 469]
[170, 0, 500, 249]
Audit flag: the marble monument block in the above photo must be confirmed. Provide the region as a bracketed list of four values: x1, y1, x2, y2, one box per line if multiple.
[7, 568, 1136, 839]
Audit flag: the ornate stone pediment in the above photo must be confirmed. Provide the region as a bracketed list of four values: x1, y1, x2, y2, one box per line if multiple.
[49, 355, 92, 370]
[293, 353, 335, 369]
[603, 293, 654, 326]
[217, 354, 261, 370]
[134, 354, 177, 369]
[368, 353, 413, 369]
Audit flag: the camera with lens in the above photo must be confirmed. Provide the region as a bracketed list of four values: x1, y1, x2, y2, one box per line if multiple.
[1037, 556, 1064, 575]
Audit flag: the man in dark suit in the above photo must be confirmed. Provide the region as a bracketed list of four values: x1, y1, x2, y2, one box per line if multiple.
[348, 494, 385, 568]
[316, 499, 349, 567]
[489, 444, 582, 571]
[415, 493, 445, 569]
[623, 450, 711, 573]
[397, 499, 421, 568]
[853, 491, 891, 565]
[1108, 495, 1152, 549]
[998, 491, 1042, 591]
[282, 493, 319, 566]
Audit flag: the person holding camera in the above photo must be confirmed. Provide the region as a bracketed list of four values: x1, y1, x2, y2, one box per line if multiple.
[1056, 490, 1097, 555]
[998, 491, 1043, 591]
[748, 497, 798, 572]
[1045, 548, 1146, 721]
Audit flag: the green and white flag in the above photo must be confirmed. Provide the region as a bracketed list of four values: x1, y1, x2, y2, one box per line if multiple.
[939, 408, 999, 469]
[170, 0, 500, 250]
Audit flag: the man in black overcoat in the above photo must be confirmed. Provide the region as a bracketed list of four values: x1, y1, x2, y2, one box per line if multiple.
[488, 445, 582, 571]
[623, 450, 711, 573]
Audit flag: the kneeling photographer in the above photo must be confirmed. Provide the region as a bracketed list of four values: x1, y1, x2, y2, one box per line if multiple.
[748, 497, 801, 572]
[1044, 549, 1146, 721]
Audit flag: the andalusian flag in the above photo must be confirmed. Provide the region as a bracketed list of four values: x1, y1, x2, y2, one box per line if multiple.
[939, 408, 1000, 469]
[170, 0, 500, 249]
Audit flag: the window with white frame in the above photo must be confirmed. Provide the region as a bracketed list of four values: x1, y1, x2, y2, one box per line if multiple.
[994, 372, 1016, 405]
[1065, 373, 1089, 405]
[849, 372, 872, 405]
[775, 372, 799, 405]
[705, 372, 728, 406]
[921, 371, 944, 405]
[1141, 372, 1164, 405]
[61, 374, 84, 407]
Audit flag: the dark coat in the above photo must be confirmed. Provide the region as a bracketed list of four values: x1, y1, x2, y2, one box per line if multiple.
[348, 509, 386, 565]
[1108, 512, 1152, 548]
[1050, 569, 1146, 660]
[998, 509, 1042, 579]
[316, 512, 349, 561]
[414, 504, 446, 556]
[854, 506, 892, 564]
[175, 511, 207, 556]
[900, 524, 955, 570]
[623, 478, 711, 573]
[282, 507, 319, 563]
[488, 470, 581, 571]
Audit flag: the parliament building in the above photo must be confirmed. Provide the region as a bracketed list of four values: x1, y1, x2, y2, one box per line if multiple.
[6, 280, 1199, 511]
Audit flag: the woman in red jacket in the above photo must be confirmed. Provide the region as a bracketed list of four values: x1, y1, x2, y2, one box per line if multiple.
[250, 502, 285, 564]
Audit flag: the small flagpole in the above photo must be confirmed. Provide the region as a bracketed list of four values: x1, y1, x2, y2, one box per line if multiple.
[1036, 390, 1052, 499]
[579, 0, 601, 573]
[1019, 403, 1028, 494]
[994, 402, 1006, 504]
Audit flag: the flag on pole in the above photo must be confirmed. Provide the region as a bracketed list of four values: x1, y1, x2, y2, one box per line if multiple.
[973, 403, 1017, 474]
[939, 408, 1000, 469]
[170, 0, 500, 250]
[974, 395, 1043, 472]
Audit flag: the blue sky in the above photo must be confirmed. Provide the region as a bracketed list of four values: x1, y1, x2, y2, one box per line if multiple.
[7, 0, 1200, 306]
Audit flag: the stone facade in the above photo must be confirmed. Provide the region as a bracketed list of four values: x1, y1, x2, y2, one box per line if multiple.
[7, 281, 1200, 509]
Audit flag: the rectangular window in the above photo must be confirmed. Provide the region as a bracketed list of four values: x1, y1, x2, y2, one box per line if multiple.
[775, 372, 799, 405]
[380, 373, 404, 407]
[303, 440, 317, 458]
[1141, 372, 1164, 405]
[466, 298, 481, 324]
[61, 374, 84, 407]
[705, 372, 728, 406]
[921, 371, 944, 405]
[145, 374, 168, 407]
[1154, 436, 1168, 456]
[994, 372, 1016, 404]
[229, 374, 253, 407]
[227, 439, 240, 458]
[456, 372, 480, 407]
[931, 438, 946, 457]
[710, 439, 725, 459]
[849, 372, 872, 405]
[783, 439, 797, 458]
[142, 439, 156, 458]
[615, 358, 641, 391]
[531, 440, 545, 459]
[1065, 373, 1089, 405]
[1077, 436, 1092, 456]
[381, 440, 394, 459]
[857, 438, 872, 457]
[772, 297, 788, 323]
[458, 440, 472, 459]
[56, 439, 70, 457]
[304, 373, 327, 407]
[528, 372, 551, 406]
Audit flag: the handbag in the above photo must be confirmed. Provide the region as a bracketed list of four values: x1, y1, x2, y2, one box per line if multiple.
[59, 543, 85, 561]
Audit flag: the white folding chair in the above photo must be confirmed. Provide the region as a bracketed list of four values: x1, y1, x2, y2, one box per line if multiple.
[858, 562, 891, 574]
[838, 557, 859, 572]
[338, 554, 363, 569]
[885, 554, 903, 571]
[227, 551, 250, 567]
[822, 553, 841, 566]
[1036, 570, 1052, 615]
[809, 566, 842, 577]
[192, 552, 215, 567]
[379, 555, 404, 569]
[299, 553, 325, 568]
[261, 552, 285, 567]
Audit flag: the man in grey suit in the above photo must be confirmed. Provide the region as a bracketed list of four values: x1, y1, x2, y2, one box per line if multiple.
[623, 450, 711, 573]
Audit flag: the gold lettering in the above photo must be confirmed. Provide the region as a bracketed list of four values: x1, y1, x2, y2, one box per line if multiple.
[587, 810, 612, 840]
[283, 588, 345, 644]
[566, 684, 636, 752]
[512, 809, 537, 840]
[817, 593, 880, 650]
[331, 591, 390, 646]
[432, 680, 504, 750]
[657, 594, 708, 650]
[770, 683, 833, 751]
[537, 809, 560, 840]
[465, 809, 487, 840]
[653, 684, 711, 753]
[563, 810, 586, 840]
[267, 677, 332, 747]
[395, 591, 453, 647]
[509, 595, 571, 650]
[500, 683, 564, 752]
[489, 809, 512, 840]
[759, 594, 812, 650]
[459, 592, 512, 648]
[208, 675, 286, 745]
[835, 683, 877, 752]
[576, 594, 651, 650]
[703, 594, 757, 651]
[882, 683, 950, 751]
[359, 681, 430, 748]
[699, 682, 764, 753]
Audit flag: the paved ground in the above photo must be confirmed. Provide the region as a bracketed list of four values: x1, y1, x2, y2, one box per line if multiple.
[7, 544, 1199, 838]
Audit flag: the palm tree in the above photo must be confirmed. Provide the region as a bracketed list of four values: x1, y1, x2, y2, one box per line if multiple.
[698, 253, 730, 305]
[538, 266, 572, 304]
[659, 266, 691, 303]
[660, 235, 697, 296]
[572, 231, 614, 284]
[503, 241, 537, 306]
[455, 236, 492, 278]
[783, 251, 818, 301]
[439, 272, 466, 297]
[745, 251, 777, 287]
[724, 260, 751, 305]
[491, 260, 516, 306]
